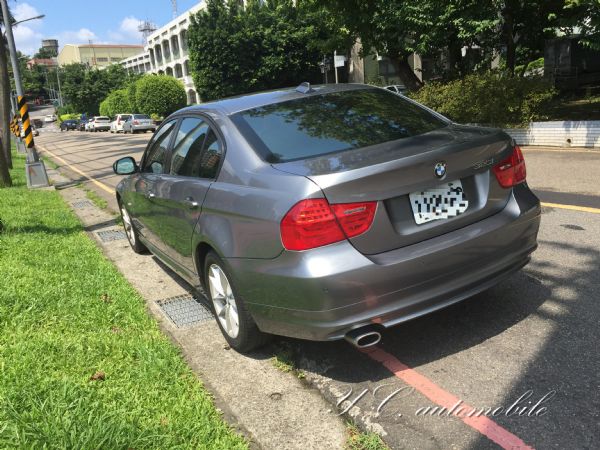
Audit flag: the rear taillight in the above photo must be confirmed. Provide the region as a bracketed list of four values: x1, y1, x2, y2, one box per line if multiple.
[133, 120, 140, 125]
[493, 145, 526, 188]
[281, 199, 377, 251]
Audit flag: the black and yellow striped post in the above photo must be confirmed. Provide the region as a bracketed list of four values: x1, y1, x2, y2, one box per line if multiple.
[17, 96, 37, 155]
[10, 116, 19, 137]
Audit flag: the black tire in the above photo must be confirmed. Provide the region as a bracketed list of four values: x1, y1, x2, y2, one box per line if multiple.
[119, 202, 148, 254]
[204, 251, 270, 352]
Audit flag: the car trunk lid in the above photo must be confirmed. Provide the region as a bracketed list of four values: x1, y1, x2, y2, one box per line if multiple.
[273, 125, 515, 255]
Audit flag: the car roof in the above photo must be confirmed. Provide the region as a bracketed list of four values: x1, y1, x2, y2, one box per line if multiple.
[174, 83, 374, 116]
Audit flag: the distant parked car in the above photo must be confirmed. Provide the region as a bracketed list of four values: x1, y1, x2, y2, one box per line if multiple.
[84, 118, 94, 131]
[110, 114, 132, 133]
[33, 118, 44, 128]
[44, 114, 57, 123]
[60, 119, 79, 131]
[122, 114, 156, 134]
[384, 85, 407, 95]
[77, 120, 87, 131]
[88, 116, 111, 132]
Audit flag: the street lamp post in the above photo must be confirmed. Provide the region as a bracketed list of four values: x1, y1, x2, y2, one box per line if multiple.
[0, 0, 49, 187]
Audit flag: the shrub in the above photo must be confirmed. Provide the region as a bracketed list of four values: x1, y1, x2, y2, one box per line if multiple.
[134, 75, 187, 117]
[409, 72, 557, 127]
[99, 89, 131, 118]
[127, 81, 139, 113]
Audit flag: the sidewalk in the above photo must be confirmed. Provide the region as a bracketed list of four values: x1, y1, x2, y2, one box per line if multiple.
[44, 166, 349, 449]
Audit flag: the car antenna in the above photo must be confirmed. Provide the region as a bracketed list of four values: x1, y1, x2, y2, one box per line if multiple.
[296, 82, 313, 94]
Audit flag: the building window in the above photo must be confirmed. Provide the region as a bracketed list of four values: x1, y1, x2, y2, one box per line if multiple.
[180, 29, 188, 51]
[96, 57, 108, 63]
[111, 57, 121, 62]
[175, 63, 183, 78]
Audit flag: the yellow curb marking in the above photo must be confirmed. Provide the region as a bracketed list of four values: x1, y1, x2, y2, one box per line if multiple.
[39, 145, 114, 194]
[541, 202, 600, 214]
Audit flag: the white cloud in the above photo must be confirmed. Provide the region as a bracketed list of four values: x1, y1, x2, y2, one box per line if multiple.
[12, 2, 42, 26]
[57, 28, 100, 45]
[107, 16, 143, 44]
[13, 25, 44, 56]
[11, 3, 44, 56]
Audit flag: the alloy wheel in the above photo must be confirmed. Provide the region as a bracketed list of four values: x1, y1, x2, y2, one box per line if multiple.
[208, 264, 239, 338]
[121, 206, 136, 246]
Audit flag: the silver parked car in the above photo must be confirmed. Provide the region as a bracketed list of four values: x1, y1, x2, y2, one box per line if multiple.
[113, 84, 540, 352]
[122, 114, 156, 134]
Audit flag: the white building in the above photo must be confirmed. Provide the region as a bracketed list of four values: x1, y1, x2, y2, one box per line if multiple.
[121, 3, 205, 105]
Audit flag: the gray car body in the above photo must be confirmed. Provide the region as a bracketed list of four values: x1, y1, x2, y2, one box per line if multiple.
[116, 83, 541, 341]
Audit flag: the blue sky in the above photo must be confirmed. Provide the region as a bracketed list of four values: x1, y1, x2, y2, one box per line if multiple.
[10, 0, 202, 56]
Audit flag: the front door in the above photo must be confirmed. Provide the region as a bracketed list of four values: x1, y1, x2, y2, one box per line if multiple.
[151, 115, 224, 271]
[130, 119, 178, 255]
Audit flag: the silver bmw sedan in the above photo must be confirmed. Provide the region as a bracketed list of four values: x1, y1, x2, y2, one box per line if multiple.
[113, 83, 541, 352]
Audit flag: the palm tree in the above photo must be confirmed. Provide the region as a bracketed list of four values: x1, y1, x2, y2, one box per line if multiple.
[0, 6, 13, 186]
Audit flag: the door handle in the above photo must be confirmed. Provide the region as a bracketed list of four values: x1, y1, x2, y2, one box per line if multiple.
[147, 191, 155, 199]
[184, 197, 199, 209]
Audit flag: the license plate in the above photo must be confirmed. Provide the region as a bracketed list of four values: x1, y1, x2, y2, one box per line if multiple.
[409, 180, 469, 225]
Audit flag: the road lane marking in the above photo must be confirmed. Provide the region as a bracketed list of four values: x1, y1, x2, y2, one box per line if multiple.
[38, 145, 114, 195]
[362, 346, 534, 450]
[540, 202, 600, 214]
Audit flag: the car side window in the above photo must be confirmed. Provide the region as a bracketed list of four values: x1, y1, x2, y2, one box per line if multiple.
[198, 128, 222, 179]
[170, 117, 223, 179]
[141, 120, 177, 174]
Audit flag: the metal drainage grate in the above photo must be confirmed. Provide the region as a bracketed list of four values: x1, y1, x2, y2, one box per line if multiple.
[156, 294, 213, 328]
[72, 200, 94, 209]
[96, 229, 127, 242]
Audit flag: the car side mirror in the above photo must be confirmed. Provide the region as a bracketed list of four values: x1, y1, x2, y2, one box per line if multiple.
[113, 156, 138, 175]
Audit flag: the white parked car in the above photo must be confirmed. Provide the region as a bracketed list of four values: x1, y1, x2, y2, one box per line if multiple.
[44, 114, 57, 123]
[88, 116, 111, 132]
[122, 114, 156, 134]
[84, 118, 94, 131]
[110, 114, 132, 133]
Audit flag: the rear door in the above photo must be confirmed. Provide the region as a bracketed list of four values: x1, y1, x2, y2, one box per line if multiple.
[151, 115, 224, 270]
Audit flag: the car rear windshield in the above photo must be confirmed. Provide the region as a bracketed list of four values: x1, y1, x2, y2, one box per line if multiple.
[95, 117, 109, 121]
[134, 114, 150, 119]
[231, 88, 447, 163]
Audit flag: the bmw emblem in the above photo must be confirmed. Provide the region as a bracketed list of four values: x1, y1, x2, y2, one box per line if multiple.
[434, 162, 447, 179]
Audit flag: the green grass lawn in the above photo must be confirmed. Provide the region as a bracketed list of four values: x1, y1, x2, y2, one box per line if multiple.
[0, 150, 247, 449]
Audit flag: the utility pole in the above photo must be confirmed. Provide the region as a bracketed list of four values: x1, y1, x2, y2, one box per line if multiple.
[55, 67, 63, 107]
[0, 0, 49, 187]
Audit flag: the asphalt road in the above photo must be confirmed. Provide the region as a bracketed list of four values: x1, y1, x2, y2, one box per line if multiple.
[32, 108, 600, 449]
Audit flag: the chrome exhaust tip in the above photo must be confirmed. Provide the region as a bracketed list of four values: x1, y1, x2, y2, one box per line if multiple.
[345, 326, 382, 348]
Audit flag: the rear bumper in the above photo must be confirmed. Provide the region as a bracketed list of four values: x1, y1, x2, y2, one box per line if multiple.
[131, 124, 155, 131]
[227, 185, 541, 341]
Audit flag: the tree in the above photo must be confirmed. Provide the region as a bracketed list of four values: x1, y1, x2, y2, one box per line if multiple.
[559, 0, 600, 50]
[134, 75, 186, 117]
[495, 0, 564, 75]
[317, 0, 442, 90]
[60, 63, 134, 114]
[99, 89, 131, 117]
[187, 0, 345, 101]
[33, 47, 56, 59]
